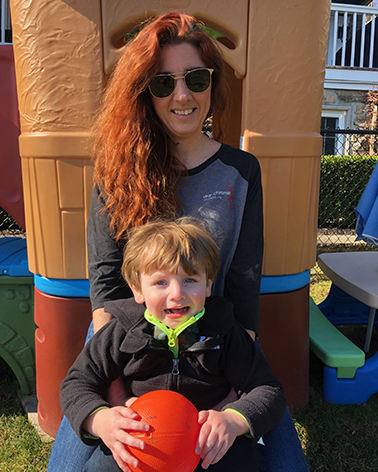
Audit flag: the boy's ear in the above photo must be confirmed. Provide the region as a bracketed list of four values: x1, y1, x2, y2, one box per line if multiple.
[129, 284, 145, 304]
[206, 279, 213, 298]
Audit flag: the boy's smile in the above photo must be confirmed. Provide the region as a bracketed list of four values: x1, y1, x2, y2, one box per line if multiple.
[130, 265, 213, 329]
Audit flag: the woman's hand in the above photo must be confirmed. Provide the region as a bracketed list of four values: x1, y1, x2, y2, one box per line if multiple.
[195, 409, 249, 469]
[83, 406, 149, 472]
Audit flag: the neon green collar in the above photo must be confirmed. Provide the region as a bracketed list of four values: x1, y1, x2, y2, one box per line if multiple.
[144, 308, 205, 358]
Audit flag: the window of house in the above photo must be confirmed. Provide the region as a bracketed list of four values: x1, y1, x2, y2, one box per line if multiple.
[321, 110, 348, 155]
[321, 117, 338, 155]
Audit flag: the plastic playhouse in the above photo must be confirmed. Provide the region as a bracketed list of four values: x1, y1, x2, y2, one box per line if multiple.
[5, 0, 334, 437]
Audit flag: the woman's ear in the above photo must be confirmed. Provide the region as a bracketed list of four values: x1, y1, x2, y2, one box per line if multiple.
[206, 279, 213, 298]
[129, 284, 145, 304]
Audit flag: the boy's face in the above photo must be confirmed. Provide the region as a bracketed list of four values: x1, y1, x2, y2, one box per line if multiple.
[130, 265, 213, 329]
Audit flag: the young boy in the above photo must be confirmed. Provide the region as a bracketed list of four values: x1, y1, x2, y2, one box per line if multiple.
[60, 218, 286, 472]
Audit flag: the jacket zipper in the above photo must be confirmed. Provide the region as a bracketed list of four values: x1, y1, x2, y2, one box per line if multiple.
[171, 358, 179, 390]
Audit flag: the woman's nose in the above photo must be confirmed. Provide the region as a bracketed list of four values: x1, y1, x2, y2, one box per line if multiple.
[173, 78, 191, 101]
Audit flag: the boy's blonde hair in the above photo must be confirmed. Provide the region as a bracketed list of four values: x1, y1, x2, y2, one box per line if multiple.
[122, 218, 220, 290]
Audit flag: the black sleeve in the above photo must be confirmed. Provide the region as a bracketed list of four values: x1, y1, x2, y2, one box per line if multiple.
[224, 161, 263, 333]
[87, 187, 133, 311]
[221, 325, 286, 445]
[60, 320, 128, 445]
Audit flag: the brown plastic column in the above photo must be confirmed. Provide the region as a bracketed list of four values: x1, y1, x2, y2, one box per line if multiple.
[34, 288, 92, 437]
[9, 0, 105, 436]
[242, 0, 331, 410]
[259, 287, 310, 413]
[9, 0, 104, 279]
[242, 0, 331, 275]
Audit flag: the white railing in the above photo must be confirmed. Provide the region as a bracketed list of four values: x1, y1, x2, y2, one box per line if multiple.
[327, 3, 378, 69]
[0, 0, 12, 45]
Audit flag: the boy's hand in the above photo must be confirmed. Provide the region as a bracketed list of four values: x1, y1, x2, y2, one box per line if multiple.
[83, 406, 149, 472]
[196, 409, 249, 469]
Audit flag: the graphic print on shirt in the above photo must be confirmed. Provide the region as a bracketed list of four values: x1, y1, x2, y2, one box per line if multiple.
[198, 186, 234, 247]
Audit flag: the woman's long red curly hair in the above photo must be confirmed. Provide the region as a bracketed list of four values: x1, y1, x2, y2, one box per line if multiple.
[92, 11, 229, 241]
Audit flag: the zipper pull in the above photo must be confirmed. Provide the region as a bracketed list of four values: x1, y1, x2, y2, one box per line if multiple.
[167, 329, 176, 348]
[172, 358, 180, 375]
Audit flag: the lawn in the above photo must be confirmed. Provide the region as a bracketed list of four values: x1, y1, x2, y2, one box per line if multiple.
[0, 359, 52, 472]
[1, 276, 377, 471]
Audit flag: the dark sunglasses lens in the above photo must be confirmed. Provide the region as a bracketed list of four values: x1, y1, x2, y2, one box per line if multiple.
[149, 75, 175, 98]
[185, 69, 211, 93]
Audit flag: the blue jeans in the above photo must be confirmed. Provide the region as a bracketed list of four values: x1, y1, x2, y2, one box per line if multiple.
[47, 324, 309, 472]
[83, 436, 266, 472]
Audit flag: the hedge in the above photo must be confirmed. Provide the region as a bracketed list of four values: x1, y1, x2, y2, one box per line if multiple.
[319, 154, 378, 229]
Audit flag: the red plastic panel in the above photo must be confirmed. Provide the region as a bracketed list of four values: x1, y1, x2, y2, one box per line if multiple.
[34, 288, 92, 437]
[0, 45, 24, 229]
[259, 286, 310, 413]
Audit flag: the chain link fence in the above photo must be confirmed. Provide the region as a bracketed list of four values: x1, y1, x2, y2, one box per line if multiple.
[314, 129, 378, 283]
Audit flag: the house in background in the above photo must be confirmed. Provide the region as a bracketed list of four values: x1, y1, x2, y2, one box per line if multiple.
[322, 1, 378, 154]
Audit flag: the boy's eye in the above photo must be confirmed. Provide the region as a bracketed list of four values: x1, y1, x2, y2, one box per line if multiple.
[155, 280, 167, 286]
[184, 277, 197, 284]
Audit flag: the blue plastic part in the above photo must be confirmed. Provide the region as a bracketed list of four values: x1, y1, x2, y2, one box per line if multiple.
[323, 352, 378, 404]
[313, 287, 378, 405]
[0, 237, 32, 276]
[34, 275, 90, 298]
[319, 283, 378, 327]
[260, 270, 310, 294]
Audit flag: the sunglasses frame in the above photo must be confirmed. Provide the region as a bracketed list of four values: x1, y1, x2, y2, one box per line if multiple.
[148, 67, 214, 99]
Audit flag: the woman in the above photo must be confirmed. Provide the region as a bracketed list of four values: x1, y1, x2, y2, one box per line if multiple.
[48, 11, 309, 472]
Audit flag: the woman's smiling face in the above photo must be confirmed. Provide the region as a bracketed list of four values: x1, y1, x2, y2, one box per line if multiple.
[151, 42, 212, 145]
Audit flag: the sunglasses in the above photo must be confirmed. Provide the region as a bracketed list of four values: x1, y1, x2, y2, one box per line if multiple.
[148, 68, 214, 99]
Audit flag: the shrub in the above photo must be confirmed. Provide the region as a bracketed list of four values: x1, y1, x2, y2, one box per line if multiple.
[319, 155, 378, 229]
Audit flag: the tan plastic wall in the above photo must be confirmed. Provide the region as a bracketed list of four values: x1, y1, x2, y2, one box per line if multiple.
[243, 1, 331, 275]
[10, 0, 330, 280]
[9, 0, 105, 279]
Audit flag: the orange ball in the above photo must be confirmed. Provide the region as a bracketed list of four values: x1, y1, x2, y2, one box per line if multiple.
[126, 390, 201, 472]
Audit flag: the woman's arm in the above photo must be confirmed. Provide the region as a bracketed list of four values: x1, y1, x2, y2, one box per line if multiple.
[93, 307, 112, 333]
[87, 186, 132, 314]
[224, 159, 263, 335]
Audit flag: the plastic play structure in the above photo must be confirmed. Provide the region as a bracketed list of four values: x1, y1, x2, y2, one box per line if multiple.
[3, 0, 334, 437]
[310, 283, 378, 405]
[0, 44, 35, 396]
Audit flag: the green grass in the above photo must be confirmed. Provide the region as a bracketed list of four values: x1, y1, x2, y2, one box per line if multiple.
[0, 359, 52, 472]
[293, 352, 378, 472]
[310, 263, 332, 305]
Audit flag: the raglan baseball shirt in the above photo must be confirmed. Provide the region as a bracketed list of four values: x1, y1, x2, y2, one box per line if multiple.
[87, 143, 263, 333]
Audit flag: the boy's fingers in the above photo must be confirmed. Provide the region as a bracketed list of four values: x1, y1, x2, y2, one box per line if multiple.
[197, 410, 209, 424]
[113, 442, 139, 470]
[119, 416, 150, 432]
[208, 442, 227, 465]
[117, 429, 146, 450]
[196, 431, 208, 453]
